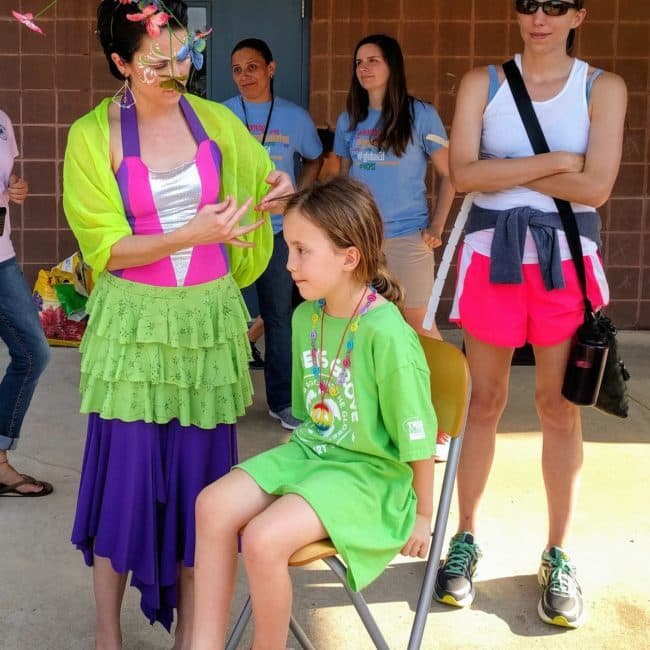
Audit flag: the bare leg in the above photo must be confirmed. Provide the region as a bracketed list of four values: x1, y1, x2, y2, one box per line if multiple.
[192, 469, 276, 650]
[456, 332, 513, 536]
[533, 339, 583, 549]
[403, 305, 442, 340]
[242, 494, 328, 650]
[247, 316, 265, 344]
[93, 554, 127, 650]
[173, 565, 194, 650]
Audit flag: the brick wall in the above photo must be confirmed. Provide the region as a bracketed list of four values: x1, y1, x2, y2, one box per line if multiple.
[1, 0, 648, 327]
[311, 0, 650, 327]
[1, 0, 118, 287]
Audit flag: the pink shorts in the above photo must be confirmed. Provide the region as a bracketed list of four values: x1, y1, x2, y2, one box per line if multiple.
[449, 246, 609, 347]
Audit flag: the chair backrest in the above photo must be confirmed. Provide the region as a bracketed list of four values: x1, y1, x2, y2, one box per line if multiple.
[418, 337, 471, 440]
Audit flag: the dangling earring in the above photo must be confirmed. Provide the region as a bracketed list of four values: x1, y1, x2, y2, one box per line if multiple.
[111, 77, 136, 109]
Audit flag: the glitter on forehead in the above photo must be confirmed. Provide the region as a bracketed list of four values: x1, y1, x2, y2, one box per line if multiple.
[134, 38, 191, 89]
[139, 41, 184, 66]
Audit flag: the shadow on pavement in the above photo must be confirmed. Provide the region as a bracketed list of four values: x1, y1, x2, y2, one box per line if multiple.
[432, 573, 573, 639]
[290, 564, 575, 641]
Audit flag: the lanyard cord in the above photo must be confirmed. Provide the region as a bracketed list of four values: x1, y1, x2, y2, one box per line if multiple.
[240, 95, 275, 146]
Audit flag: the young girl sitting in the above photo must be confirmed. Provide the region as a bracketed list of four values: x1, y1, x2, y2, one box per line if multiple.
[192, 176, 438, 649]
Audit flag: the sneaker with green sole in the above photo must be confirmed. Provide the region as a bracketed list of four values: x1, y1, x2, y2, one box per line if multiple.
[538, 546, 585, 628]
[434, 532, 482, 607]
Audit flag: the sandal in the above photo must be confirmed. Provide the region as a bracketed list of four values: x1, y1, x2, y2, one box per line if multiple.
[0, 476, 54, 497]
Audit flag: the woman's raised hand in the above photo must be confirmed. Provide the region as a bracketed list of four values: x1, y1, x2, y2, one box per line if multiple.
[256, 170, 295, 213]
[182, 196, 266, 248]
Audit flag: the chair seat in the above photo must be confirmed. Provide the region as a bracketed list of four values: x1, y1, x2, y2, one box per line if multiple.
[289, 538, 337, 567]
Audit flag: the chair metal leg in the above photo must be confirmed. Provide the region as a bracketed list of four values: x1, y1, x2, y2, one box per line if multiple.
[289, 615, 317, 650]
[323, 556, 390, 650]
[407, 434, 464, 650]
[225, 595, 252, 650]
[224, 596, 317, 650]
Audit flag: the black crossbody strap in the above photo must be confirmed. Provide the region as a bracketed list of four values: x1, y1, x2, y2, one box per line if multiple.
[502, 59, 593, 315]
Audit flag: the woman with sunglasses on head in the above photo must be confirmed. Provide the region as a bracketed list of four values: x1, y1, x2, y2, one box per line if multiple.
[436, 0, 626, 628]
[334, 34, 455, 341]
[223, 38, 323, 431]
[62, 2, 293, 647]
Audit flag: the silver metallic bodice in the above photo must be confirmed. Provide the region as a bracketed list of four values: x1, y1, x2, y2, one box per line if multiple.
[149, 160, 202, 287]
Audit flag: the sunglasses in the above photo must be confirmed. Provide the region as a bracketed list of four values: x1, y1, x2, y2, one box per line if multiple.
[516, 0, 579, 17]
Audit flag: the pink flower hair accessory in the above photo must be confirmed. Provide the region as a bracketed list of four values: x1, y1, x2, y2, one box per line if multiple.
[11, 1, 167, 37]
[126, 2, 170, 38]
[11, 0, 58, 35]
[12, 0, 213, 74]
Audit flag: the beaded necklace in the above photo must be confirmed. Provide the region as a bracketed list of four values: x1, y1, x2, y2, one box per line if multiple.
[309, 286, 377, 430]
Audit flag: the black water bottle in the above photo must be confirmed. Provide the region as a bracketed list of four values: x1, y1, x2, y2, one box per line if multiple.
[562, 330, 608, 406]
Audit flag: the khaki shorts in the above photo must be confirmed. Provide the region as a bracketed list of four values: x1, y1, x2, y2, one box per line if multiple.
[383, 230, 434, 309]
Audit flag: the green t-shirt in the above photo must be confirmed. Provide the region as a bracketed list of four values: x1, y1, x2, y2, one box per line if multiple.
[291, 299, 437, 463]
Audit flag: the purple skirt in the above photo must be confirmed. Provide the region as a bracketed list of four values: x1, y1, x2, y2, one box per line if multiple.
[71, 413, 237, 631]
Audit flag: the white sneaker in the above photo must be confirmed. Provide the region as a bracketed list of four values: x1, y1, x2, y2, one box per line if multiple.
[269, 407, 302, 430]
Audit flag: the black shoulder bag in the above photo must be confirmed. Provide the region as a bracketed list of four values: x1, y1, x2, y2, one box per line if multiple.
[502, 59, 630, 417]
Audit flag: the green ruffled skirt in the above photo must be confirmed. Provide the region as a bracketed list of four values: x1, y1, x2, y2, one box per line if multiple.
[79, 272, 252, 428]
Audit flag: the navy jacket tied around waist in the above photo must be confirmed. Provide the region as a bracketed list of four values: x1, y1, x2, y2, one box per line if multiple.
[465, 204, 601, 290]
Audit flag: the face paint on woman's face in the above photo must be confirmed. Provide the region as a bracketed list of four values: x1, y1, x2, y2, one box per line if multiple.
[134, 34, 191, 87]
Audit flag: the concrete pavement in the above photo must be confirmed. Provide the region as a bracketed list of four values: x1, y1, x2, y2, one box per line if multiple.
[1, 331, 649, 649]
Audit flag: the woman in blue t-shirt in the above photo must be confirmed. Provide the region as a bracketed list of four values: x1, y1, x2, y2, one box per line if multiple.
[223, 38, 323, 431]
[334, 33, 455, 340]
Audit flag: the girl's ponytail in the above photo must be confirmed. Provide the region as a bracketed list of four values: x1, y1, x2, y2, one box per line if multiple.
[372, 257, 405, 310]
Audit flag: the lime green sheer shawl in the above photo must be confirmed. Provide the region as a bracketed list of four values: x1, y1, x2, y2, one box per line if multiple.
[62, 93, 274, 287]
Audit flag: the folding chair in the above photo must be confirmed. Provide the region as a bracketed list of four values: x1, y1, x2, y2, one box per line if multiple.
[226, 337, 471, 650]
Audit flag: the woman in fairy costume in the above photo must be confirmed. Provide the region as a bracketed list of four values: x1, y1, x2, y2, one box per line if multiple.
[60, 1, 292, 647]
[192, 176, 438, 649]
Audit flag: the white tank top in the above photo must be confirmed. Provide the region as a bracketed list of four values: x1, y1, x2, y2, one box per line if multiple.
[468, 55, 597, 262]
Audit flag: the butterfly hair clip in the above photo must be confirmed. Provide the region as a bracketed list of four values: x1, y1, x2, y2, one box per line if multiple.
[176, 29, 213, 71]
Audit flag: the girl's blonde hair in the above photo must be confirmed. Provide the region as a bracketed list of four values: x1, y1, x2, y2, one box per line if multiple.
[284, 176, 405, 308]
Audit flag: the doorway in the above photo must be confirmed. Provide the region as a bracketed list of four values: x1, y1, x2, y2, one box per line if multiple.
[186, 0, 311, 107]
